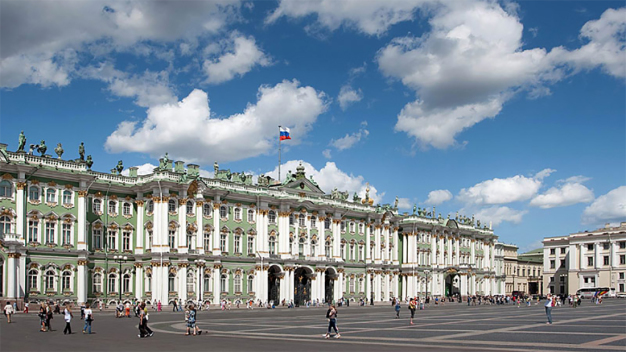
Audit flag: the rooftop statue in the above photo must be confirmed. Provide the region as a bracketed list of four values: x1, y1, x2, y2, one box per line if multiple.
[37, 140, 47, 156]
[28, 144, 36, 155]
[86, 155, 93, 169]
[18, 131, 26, 152]
[413, 204, 417, 215]
[309, 174, 318, 187]
[116, 160, 124, 174]
[394, 196, 399, 209]
[214, 161, 219, 176]
[79, 142, 85, 161]
[353, 192, 361, 203]
[477, 220, 481, 228]
[55, 143, 64, 159]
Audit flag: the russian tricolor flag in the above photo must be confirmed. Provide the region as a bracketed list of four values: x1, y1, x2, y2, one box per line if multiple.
[279, 127, 291, 141]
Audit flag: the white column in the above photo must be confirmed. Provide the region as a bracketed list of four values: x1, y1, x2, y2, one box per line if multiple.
[366, 272, 372, 302]
[403, 234, 408, 264]
[178, 196, 187, 254]
[365, 225, 372, 263]
[383, 226, 389, 262]
[213, 266, 221, 305]
[430, 235, 437, 265]
[179, 265, 187, 302]
[335, 270, 344, 301]
[455, 238, 460, 266]
[6, 253, 17, 298]
[471, 240, 476, 265]
[316, 216, 324, 260]
[77, 260, 87, 304]
[278, 211, 290, 258]
[135, 265, 143, 301]
[212, 202, 221, 256]
[392, 226, 399, 264]
[374, 273, 381, 302]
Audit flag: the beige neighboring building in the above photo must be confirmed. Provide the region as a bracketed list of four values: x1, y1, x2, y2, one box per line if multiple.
[502, 244, 543, 295]
[543, 222, 626, 296]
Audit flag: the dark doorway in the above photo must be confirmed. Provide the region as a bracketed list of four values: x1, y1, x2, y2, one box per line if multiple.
[445, 274, 460, 297]
[528, 282, 539, 295]
[268, 266, 281, 304]
[294, 268, 311, 306]
[325, 269, 335, 304]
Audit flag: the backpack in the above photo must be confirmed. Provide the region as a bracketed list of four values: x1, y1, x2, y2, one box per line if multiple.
[326, 308, 331, 318]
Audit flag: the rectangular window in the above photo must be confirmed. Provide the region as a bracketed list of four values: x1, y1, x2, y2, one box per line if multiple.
[560, 259, 566, 267]
[550, 260, 555, 269]
[203, 232, 211, 252]
[620, 283, 624, 293]
[168, 230, 176, 249]
[619, 272, 624, 280]
[108, 230, 117, 250]
[147, 230, 153, 251]
[620, 241, 626, 249]
[587, 244, 594, 251]
[604, 256, 610, 266]
[559, 276, 565, 282]
[123, 231, 131, 251]
[29, 187, 39, 201]
[603, 243, 610, 250]
[561, 247, 566, 254]
[621, 255, 626, 265]
[28, 220, 39, 242]
[108, 201, 116, 214]
[247, 237, 254, 255]
[588, 257, 594, 266]
[93, 229, 102, 250]
[123, 203, 131, 216]
[45, 222, 55, 243]
[220, 233, 227, 252]
[311, 217, 316, 228]
[62, 223, 72, 245]
[550, 248, 555, 255]
[63, 191, 72, 205]
[234, 235, 241, 254]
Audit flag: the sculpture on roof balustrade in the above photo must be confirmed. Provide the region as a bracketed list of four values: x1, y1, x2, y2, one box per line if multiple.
[86, 155, 93, 169]
[18, 131, 26, 152]
[55, 143, 64, 159]
[79, 142, 85, 161]
[37, 140, 47, 156]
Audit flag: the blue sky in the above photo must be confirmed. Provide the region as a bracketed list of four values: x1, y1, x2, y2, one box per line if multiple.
[1, 0, 625, 252]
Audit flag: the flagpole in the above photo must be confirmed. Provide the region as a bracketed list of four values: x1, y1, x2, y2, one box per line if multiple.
[278, 125, 281, 183]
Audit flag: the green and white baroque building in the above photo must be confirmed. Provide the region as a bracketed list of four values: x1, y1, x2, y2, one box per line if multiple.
[0, 142, 505, 306]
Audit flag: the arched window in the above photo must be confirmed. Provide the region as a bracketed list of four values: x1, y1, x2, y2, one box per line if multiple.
[146, 200, 154, 213]
[123, 202, 131, 216]
[122, 273, 131, 293]
[46, 188, 56, 203]
[168, 273, 176, 292]
[220, 232, 227, 252]
[234, 208, 241, 221]
[324, 218, 331, 230]
[28, 218, 39, 242]
[93, 198, 102, 213]
[298, 214, 305, 227]
[247, 275, 254, 293]
[28, 269, 39, 290]
[340, 221, 346, 232]
[325, 241, 331, 258]
[63, 190, 72, 205]
[168, 227, 176, 249]
[186, 201, 194, 215]
[93, 273, 102, 293]
[146, 273, 152, 292]
[108, 273, 118, 293]
[350, 222, 355, 232]
[269, 235, 276, 255]
[186, 231, 194, 250]
[107, 229, 117, 250]
[93, 227, 102, 250]
[220, 206, 228, 219]
[247, 209, 255, 222]
[29, 186, 39, 201]
[220, 274, 228, 293]
[168, 199, 177, 213]
[311, 216, 316, 228]
[203, 203, 211, 217]
[108, 200, 116, 214]
[146, 228, 153, 251]
[187, 271, 195, 292]
[122, 231, 131, 251]
[0, 215, 12, 236]
[45, 270, 56, 291]
[289, 213, 294, 225]
[349, 277, 355, 293]
[0, 180, 11, 197]
[268, 211, 276, 224]
[62, 271, 72, 291]
[311, 240, 317, 257]
[234, 274, 242, 293]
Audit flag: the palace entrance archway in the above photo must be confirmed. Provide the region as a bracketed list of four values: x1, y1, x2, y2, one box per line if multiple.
[294, 267, 312, 306]
[268, 265, 281, 304]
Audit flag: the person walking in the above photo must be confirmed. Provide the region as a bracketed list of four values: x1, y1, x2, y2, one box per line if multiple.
[4, 301, 14, 323]
[83, 303, 93, 334]
[408, 298, 417, 325]
[545, 294, 555, 325]
[394, 300, 401, 319]
[125, 301, 131, 318]
[140, 303, 153, 337]
[46, 302, 54, 331]
[39, 304, 48, 332]
[63, 304, 73, 335]
[324, 305, 340, 339]
[185, 304, 201, 336]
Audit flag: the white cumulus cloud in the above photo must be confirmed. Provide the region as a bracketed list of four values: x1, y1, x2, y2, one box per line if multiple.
[581, 186, 626, 225]
[329, 121, 369, 150]
[337, 85, 363, 110]
[530, 176, 594, 209]
[472, 206, 527, 227]
[203, 32, 271, 84]
[457, 169, 554, 206]
[105, 79, 328, 164]
[424, 189, 452, 205]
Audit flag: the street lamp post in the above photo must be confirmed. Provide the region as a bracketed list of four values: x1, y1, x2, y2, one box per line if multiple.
[113, 255, 128, 302]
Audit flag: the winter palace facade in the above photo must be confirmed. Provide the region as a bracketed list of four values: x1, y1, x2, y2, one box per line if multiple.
[0, 142, 504, 306]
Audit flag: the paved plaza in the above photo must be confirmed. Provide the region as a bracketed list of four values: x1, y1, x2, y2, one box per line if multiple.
[2, 299, 625, 352]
